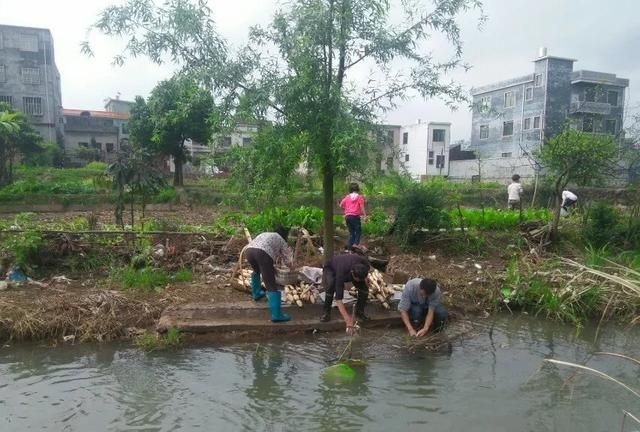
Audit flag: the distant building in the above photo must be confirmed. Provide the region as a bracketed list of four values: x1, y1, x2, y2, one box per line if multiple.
[62, 108, 130, 164]
[0, 24, 64, 144]
[468, 48, 629, 180]
[213, 121, 261, 154]
[104, 96, 134, 114]
[381, 121, 452, 180]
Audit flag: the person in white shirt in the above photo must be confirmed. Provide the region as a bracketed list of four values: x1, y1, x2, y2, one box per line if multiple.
[507, 174, 524, 210]
[561, 190, 578, 212]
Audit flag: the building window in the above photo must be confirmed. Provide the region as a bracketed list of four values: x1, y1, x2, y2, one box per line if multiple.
[503, 121, 514, 137]
[479, 125, 489, 140]
[524, 118, 531, 130]
[585, 87, 596, 102]
[0, 65, 5, 83]
[405, 154, 410, 162]
[607, 91, 619, 107]
[504, 91, 515, 108]
[533, 116, 541, 129]
[432, 129, 445, 142]
[428, 151, 434, 165]
[0, 95, 12, 106]
[106, 143, 114, 153]
[582, 117, 594, 133]
[534, 74, 543, 87]
[242, 137, 252, 145]
[17, 34, 39, 52]
[605, 119, 616, 135]
[501, 152, 512, 158]
[436, 155, 445, 168]
[21, 67, 41, 85]
[222, 136, 232, 147]
[121, 123, 129, 134]
[525, 87, 533, 102]
[23, 97, 43, 116]
[479, 96, 491, 112]
[92, 142, 102, 150]
[402, 132, 408, 145]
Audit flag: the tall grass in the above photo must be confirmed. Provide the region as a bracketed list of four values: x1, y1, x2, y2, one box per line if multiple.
[452, 208, 550, 231]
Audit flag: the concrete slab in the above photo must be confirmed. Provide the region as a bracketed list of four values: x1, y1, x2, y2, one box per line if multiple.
[157, 301, 403, 338]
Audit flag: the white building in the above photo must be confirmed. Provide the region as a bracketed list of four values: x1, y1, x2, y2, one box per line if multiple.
[394, 121, 451, 180]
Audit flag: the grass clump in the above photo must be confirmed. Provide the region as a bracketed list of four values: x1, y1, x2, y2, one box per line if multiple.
[174, 268, 193, 283]
[116, 267, 169, 291]
[135, 327, 183, 352]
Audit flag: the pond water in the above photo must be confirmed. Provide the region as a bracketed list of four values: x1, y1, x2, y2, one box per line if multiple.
[1, 315, 639, 431]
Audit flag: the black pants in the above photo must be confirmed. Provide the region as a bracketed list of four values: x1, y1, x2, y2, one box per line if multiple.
[245, 248, 277, 292]
[322, 266, 368, 315]
[409, 304, 449, 332]
[345, 215, 362, 247]
[561, 198, 577, 211]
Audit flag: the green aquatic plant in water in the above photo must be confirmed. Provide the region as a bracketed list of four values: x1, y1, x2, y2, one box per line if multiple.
[322, 363, 356, 382]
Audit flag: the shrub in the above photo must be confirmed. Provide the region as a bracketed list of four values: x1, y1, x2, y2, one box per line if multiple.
[153, 187, 178, 203]
[135, 327, 183, 351]
[391, 182, 450, 244]
[584, 202, 621, 248]
[85, 161, 108, 171]
[362, 207, 389, 236]
[2, 231, 43, 269]
[22, 142, 64, 167]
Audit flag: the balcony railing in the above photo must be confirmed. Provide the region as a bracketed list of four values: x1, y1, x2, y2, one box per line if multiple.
[569, 101, 611, 115]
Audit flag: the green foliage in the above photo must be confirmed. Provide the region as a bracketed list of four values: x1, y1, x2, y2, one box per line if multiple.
[2, 231, 43, 269]
[391, 182, 450, 244]
[452, 208, 550, 230]
[135, 327, 183, 352]
[152, 187, 178, 204]
[85, 161, 108, 171]
[116, 267, 169, 291]
[362, 208, 389, 236]
[76, 146, 101, 162]
[0, 104, 44, 185]
[174, 268, 193, 283]
[89, 0, 484, 257]
[584, 202, 621, 248]
[144, 218, 180, 232]
[146, 76, 215, 186]
[22, 142, 64, 167]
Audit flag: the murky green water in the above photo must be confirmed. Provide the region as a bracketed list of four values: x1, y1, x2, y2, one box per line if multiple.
[1, 315, 639, 431]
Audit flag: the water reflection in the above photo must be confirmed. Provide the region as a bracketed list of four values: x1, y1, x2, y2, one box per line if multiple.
[0, 315, 638, 432]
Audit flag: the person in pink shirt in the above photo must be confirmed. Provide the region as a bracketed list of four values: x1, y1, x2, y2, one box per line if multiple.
[339, 183, 367, 248]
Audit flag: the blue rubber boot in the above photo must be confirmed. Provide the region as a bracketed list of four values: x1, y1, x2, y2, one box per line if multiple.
[251, 272, 265, 301]
[266, 291, 291, 323]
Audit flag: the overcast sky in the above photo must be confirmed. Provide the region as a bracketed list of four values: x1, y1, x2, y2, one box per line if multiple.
[1, 0, 638, 142]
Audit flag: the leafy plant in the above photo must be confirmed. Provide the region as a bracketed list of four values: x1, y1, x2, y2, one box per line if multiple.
[135, 327, 183, 352]
[362, 208, 389, 236]
[585, 202, 621, 248]
[3, 231, 43, 269]
[391, 182, 450, 245]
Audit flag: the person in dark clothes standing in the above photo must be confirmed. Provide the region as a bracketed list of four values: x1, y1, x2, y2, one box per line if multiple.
[320, 254, 370, 332]
[339, 183, 367, 249]
[245, 226, 293, 322]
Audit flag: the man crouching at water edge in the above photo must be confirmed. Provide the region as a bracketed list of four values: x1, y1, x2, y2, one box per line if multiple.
[320, 254, 370, 332]
[398, 278, 448, 337]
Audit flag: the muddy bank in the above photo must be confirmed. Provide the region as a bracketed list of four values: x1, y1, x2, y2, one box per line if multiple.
[0, 246, 501, 344]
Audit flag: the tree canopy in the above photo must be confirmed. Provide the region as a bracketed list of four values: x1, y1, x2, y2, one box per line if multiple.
[88, 0, 484, 256]
[0, 103, 44, 185]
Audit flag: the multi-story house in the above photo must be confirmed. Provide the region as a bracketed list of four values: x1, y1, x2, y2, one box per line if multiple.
[0, 24, 64, 144]
[63, 98, 132, 164]
[470, 49, 629, 171]
[381, 121, 452, 180]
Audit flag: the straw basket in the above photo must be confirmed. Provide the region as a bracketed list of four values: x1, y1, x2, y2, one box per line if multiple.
[275, 268, 299, 286]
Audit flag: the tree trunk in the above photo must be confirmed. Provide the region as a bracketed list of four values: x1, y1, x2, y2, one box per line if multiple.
[130, 197, 135, 229]
[322, 167, 335, 259]
[173, 155, 183, 187]
[550, 176, 565, 241]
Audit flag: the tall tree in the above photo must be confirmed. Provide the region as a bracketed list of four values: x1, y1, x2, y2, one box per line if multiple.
[147, 76, 215, 186]
[88, 0, 484, 257]
[537, 126, 617, 240]
[128, 96, 154, 150]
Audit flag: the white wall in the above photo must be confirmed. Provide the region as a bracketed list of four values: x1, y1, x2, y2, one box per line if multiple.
[399, 121, 451, 179]
[448, 156, 537, 184]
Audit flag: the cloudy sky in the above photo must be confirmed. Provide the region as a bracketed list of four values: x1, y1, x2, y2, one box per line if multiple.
[1, 0, 638, 142]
